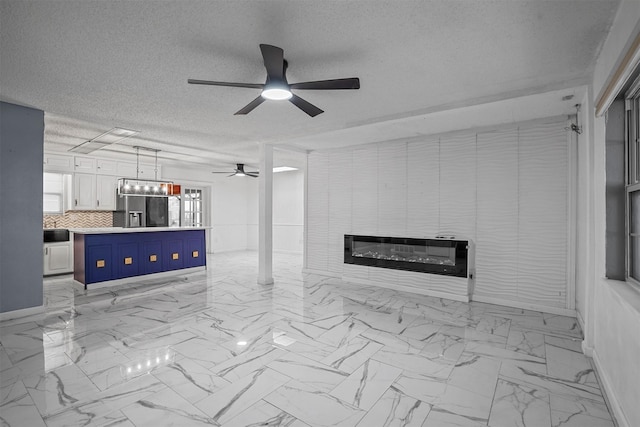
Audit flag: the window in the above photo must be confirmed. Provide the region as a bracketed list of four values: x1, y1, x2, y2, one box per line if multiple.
[184, 188, 203, 227]
[625, 78, 640, 283]
[43, 172, 64, 214]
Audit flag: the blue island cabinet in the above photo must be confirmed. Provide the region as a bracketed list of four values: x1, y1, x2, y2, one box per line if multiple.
[142, 240, 163, 274]
[74, 229, 206, 288]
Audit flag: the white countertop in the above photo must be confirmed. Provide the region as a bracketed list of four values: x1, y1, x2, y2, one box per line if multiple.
[69, 226, 207, 234]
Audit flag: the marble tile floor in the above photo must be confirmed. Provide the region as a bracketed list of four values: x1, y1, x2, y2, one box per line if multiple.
[0, 251, 616, 427]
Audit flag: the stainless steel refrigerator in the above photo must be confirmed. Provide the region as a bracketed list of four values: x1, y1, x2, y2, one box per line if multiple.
[113, 196, 169, 228]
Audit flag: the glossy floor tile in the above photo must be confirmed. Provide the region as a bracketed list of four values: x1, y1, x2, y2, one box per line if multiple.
[0, 251, 616, 426]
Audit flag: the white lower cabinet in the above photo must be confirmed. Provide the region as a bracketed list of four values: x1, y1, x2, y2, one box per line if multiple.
[43, 242, 73, 275]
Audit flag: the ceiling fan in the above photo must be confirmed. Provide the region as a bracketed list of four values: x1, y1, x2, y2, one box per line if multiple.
[188, 44, 360, 117]
[212, 163, 259, 178]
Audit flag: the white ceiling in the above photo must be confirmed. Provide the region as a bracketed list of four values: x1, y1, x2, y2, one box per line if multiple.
[0, 0, 619, 171]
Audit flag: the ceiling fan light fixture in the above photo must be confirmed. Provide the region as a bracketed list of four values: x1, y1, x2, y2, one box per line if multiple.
[261, 86, 292, 101]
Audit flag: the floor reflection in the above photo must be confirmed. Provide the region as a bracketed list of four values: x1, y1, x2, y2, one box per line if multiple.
[0, 251, 614, 427]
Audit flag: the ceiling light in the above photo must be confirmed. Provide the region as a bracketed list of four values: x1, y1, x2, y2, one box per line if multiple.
[118, 179, 174, 197]
[261, 86, 292, 100]
[235, 172, 246, 177]
[273, 166, 298, 173]
[93, 127, 138, 143]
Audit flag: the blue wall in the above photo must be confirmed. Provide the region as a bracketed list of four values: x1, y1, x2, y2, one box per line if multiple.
[0, 102, 44, 313]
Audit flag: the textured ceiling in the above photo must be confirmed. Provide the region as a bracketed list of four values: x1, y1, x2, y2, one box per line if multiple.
[0, 0, 619, 171]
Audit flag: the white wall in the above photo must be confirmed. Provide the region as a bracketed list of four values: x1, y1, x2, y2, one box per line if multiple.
[210, 177, 252, 252]
[164, 163, 304, 254]
[581, 2, 640, 427]
[163, 164, 250, 253]
[247, 170, 305, 253]
[305, 116, 574, 310]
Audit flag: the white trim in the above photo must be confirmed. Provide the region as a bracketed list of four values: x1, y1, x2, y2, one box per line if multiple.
[471, 294, 577, 317]
[576, 308, 585, 335]
[605, 277, 640, 315]
[596, 31, 640, 117]
[0, 305, 45, 321]
[302, 268, 340, 278]
[566, 117, 578, 310]
[273, 250, 303, 255]
[303, 154, 308, 271]
[582, 341, 594, 358]
[211, 248, 253, 254]
[592, 349, 631, 427]
[341, 276, 470, 303]
[74, 266, 206, 290]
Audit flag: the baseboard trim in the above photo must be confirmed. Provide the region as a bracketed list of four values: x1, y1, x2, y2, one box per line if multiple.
[273, 250, 303, 255]
[302, 268, 340, 278]
[341, 276, 470, 303]
[591, 349, 630, 427]
[0, 305, 45, 321]
[576, 309, 585, 332]
[471, 295, 577, 317]
[74, 266, 207, 290]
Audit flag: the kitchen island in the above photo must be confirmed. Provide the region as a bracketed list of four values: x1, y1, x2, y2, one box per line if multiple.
[71, 227, 206, 289]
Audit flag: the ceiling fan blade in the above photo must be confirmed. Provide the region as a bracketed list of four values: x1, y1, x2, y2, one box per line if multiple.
[234, 96, 266, 115]
[211, 171, 232, 173]
[246, 173, 259, 178]
[260, 44, 285, 81]
[289, 94, 324, 117]
[188, 79, 264, 89]
[290, 77, 360, 90]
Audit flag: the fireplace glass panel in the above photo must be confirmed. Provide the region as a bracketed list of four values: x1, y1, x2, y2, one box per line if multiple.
[352, 241, 456, 266]
[344, 235, 468, 277]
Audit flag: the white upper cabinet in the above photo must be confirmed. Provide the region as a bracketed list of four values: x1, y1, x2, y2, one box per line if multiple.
[96, 175, 117, 211]
[44, 153, 74, 173]
[116, 161, 161, 180]
[74, 156, 96, 173]
[116, 161, 138, 178]
[96, 159, 118, 175]
[73, 173, 97, 210]
[72, 173, 117, 211]
[138, 163, 160, 180]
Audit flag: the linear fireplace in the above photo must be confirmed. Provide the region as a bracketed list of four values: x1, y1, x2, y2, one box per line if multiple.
[344, 234, 469, 278]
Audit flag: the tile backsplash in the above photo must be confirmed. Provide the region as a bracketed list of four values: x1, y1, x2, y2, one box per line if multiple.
[43, 211, 113, 228]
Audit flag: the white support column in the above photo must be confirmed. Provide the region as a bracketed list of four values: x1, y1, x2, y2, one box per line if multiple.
[258, 143, 274, 285]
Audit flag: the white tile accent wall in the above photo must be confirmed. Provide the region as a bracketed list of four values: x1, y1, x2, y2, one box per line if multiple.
[476, 129, 519, 301]
[517, 121, 568, 307]
[438, 132, 477, 239]
[306, 116, 572, 309]
[351, 147, 378, 236]
[377, 144, 407, 237]
[328, 151, 352, 274]
[307, 152, 329, 272]
[407, 138, 439, 236]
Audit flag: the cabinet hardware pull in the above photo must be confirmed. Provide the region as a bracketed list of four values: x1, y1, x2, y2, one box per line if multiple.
[45, 247, 48, 255]
[97, 200, 99, 206]
[75, 199, 78, 206]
